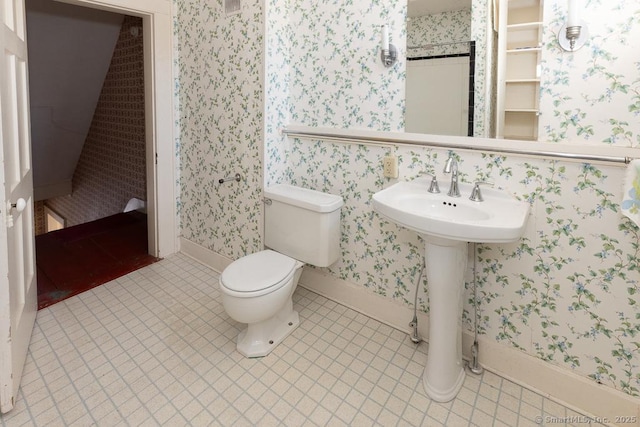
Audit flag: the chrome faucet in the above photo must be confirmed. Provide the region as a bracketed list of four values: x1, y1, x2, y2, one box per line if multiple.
[443, 155, 461, 197]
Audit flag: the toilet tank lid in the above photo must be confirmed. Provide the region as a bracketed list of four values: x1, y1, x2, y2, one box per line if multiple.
[265, 184, 343, 213]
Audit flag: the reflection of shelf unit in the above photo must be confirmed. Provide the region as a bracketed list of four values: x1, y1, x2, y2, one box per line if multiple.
[497, 0, 544, 140]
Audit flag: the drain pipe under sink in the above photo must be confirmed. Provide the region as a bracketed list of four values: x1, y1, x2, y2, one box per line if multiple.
[468, 242, 483, 375]
[409, 261, 424, 344]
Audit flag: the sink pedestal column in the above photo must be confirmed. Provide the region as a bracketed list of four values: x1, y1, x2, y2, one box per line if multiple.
[422, 235, 467, 402]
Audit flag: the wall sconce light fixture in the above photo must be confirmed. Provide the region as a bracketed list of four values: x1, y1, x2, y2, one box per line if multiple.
[380, 24, 398, 67]
[558, 0, 588, 51]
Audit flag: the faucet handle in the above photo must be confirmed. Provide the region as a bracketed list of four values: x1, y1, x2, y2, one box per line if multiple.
[421, 172, 440, 194]
[469, 181, 494, 202]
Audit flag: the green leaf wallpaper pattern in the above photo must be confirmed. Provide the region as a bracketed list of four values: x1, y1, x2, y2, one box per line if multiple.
[540, 1, 640, 146]
[175, 0, 265, 259]
[175, 0, 640, 397]
[285, 140, 639, 397]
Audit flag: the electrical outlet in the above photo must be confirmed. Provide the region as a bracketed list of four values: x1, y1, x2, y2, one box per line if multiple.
[383, 155, 398, 178]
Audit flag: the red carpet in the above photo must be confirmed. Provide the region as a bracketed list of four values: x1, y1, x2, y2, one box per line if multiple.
[36, 211, 159, 310]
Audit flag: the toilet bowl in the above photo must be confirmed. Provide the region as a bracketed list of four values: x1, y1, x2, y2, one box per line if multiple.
[219, 184, 343, 358]
[220, 250, 304, 358]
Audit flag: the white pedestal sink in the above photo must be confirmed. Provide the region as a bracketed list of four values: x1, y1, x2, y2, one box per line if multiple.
[372, 177, 530, 402]
[421, 235, 467, 401]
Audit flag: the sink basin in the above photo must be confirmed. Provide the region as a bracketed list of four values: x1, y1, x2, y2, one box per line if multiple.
[372, 177, 530, 243]
[372, 176, 530, 402]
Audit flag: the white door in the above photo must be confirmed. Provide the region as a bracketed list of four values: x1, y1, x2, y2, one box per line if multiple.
[0, 0, 37, 413]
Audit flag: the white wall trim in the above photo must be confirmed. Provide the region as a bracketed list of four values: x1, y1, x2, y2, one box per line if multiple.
[179, 237, 233, 274]
[300, 267, 640, 426]
[284, 125, 638, 167]
[54, 0, 170, 15]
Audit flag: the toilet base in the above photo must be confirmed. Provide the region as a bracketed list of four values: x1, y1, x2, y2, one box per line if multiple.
[236, 300, 300, 358]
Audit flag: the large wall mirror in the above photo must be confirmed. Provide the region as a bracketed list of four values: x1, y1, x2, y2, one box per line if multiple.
[404, 1, 640, 146]
[405, 0, 477, 137]
[279, 1, 638, 147]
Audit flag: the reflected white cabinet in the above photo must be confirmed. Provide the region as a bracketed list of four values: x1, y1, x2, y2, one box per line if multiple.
[496, 0, 544, 140]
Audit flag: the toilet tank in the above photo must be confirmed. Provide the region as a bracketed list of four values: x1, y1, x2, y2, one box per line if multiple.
[264, 184, 343, 267]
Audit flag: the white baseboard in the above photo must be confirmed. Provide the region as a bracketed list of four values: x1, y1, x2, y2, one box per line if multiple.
[300, 267, 639, 426]
[179, 237, 233, 273]
[179, 239, 639, 425]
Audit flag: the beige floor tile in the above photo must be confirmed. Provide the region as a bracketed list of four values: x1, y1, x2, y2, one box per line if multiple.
[0, 255, 601, 427]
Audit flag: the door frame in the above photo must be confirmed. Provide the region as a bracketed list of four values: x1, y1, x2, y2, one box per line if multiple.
[55, 0, 177, 258]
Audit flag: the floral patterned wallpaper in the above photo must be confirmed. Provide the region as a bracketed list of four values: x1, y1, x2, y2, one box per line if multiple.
[407, 9, 471, 58]
[285, 139, 639, 398]
[175, 0, 640, 397]
[539, 1, 640, 146]
[265, 0, 407, 187]
[264, 0, 492, 171]
[174, 0, 264, 259]
[266, 0, 639, 397]
[287, 1, 407, 133]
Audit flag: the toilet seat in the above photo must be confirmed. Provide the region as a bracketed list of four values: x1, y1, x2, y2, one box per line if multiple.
[220, 250, 297, 297]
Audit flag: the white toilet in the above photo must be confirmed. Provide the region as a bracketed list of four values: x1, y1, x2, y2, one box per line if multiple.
[219, 184, 343, 358]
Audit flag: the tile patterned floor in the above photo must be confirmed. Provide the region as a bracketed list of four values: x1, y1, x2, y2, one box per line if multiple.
[0, 253, 598, 426]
